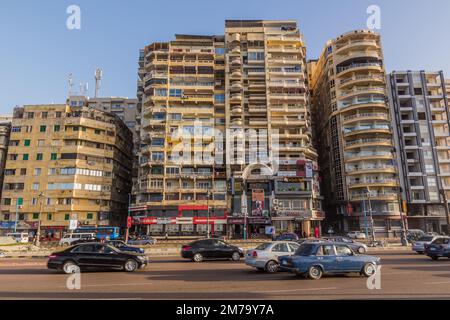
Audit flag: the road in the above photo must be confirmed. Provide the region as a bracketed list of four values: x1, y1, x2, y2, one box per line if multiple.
[0, 250, 449, 299]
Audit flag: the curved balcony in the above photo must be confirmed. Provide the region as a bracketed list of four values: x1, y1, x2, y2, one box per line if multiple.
[230, 46, 241, 55]
[346, 166, 397, 175]
[230, 119, 243, 127]
[344, 138, 393, 150]
[342, 112, 390, 125]
[334, 39, 379, 54]
[340, 87, 386, 99]
[230, 71, 242, 79]
[339, 74, 385, 89]
[231, 107, 243, 115]
[229, 94, 243, 103]
[231, 58, 242, 66]
[343, 125, 391, 137]
[338, 100, 388, 113]
[334, 50, 381, 65]
[344, 152, 394, 162]
[336, 62, 383, 77]
[230, 33, 241, 43]
[347, 179, 398, 189]
[349, 193, 398, 202]
[230, 82, 243, 91]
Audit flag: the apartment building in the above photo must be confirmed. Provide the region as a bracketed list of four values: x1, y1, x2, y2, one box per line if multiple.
[225, 20, 323, 237]
[388, 71, 450, 233]
[0, 105, 132, 238]
[311, 30, 402, 237]
[0, 116, 12, 208]
[131, 35, 228, 237]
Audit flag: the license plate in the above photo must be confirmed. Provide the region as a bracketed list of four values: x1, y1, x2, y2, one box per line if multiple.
[430, 248, 436, 251]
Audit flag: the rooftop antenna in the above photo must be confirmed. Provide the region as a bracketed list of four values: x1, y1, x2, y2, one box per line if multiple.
[68, 74, 74, 96]
[79, 82, 88, 96]
[95, 68, 103, 98]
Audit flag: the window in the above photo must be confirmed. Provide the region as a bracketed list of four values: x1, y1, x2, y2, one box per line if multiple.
[64, 214, 70, 221]
[336, 245, 353, 256]
[55, 112, 62, 118]
[316, 245, 335, 256]
[48, 168, 57, 175]
[47, 214, 53, 221]
[20, 168, 27, 175]
[31, 198, 38, 205]
[34, 168, 41, 176]
[23, 154, 29, 161]
[24, 140, 30, 147]
[51, 153, 57, 160]
[39, 125, 46, 132]
[87, 213, 94, 220]
[169, 89, 183, 97]
[37, 140, 45, 147]
[54, 125, 60, 132]
[32, 183, 40, 190]
[32, 213, 39, 220]
[272, 243, 289, 252]
[36, 153, 43, 161]
[12, 126, 21, 133]
[3, 198, 11, 205]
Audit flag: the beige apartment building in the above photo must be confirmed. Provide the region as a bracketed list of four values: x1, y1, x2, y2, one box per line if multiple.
[0, 116, 12, 210]
[311, 30, 402, 237]
[0, 105, 132, 238]
[132, 35, 228, 237]
[224, 20, 323, 237]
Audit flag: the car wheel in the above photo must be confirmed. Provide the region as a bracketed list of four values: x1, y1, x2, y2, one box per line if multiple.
[124, 259, 138, 272]
[307, 266, 323, 280]
[62, 261, 80, 274]
[357, 247, 366, 254]
[193, 253, 204, 262]
[231, 251, 241, 262]
[431, 256, 439, 261]
[265, 260, 279, 273]
[362, 263, 376, 277]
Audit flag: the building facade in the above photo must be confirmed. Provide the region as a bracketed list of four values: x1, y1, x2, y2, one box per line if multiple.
[388, 71, 450, 233]
[131, 35, 228, 237]
[311, 30, 402, 237]
[0, 105, 132, 238]
[225, 20, 323, 238]
[0, 116, 12, 210]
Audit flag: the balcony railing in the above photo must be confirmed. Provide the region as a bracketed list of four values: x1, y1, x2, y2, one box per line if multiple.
[337, 62, 382, 74]
[345, 138, 392, 147]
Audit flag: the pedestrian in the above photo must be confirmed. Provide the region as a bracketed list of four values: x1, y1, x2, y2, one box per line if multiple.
[302, 231, 307, 239]
[165, 232, 168, 241]
[314, 227, 320, 238]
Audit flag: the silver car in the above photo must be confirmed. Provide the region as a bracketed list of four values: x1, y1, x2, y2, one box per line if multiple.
[245, 241, 300, 273]
[413, 235, 443, 254]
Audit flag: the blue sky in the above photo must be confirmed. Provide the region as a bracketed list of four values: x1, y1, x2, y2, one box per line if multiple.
[1, 0, 449, 113]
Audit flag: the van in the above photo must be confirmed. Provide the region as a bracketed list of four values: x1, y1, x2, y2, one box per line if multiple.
[6, 232, 29, 244]
[59, 233, 96, 246]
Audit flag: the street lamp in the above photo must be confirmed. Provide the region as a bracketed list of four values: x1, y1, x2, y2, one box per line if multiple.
[34, 192, 45, 247]
[125, 193, 131, 243]
[364, 187, 376, 243]
[206, 190, 212, 239]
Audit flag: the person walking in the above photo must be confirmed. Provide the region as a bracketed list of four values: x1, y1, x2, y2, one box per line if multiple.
[314, 226, 320, 238]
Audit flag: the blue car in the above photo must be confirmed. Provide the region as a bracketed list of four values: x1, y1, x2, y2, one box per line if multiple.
[106, 240, 145, 254]
[278, 242, 380, 280]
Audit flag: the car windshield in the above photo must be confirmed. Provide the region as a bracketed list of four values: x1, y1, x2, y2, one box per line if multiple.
[418, 236, 434, 242]
[255, 243, 272, 251]
[294, 244, 316, 256]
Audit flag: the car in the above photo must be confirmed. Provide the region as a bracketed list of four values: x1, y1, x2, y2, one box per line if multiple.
[274, 233, 299, 241]
[424, 237, 450, 260]
[181, 238, 244, 262]
[347, 231, 367, 240]
[127, 235, 157, 246]
[59, 233, 96, 246]
[47, 242, 148, 274]
[245, 241, 300, 273]
[325, 236, 368, 254]
[295, 238, 328, 245]
[6, 232, 30, 244]
[107, 240, 145, 254]
[71, 236, 101, 245]
[278, 242, 380, 280]
[412, 235, 443, 254]
[0, 250, 5, 258]
[406, 229, 426, 243]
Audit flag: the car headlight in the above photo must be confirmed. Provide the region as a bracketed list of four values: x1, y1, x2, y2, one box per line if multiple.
[137, 255, 146, 261]
[238, 247, 244, 252]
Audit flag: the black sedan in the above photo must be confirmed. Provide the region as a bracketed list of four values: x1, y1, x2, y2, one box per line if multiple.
[47, 243, 148, 274]
[181, 239, 244, 262]
[106, 240, 145, 254]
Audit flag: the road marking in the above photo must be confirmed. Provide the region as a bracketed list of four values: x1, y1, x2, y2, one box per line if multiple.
[423, 281, 450, 285]
[252, 287, 338, 293]
[59, 282, 153, 289]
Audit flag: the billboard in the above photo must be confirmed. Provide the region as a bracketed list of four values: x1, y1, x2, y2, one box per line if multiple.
[251, 189, 265, 216]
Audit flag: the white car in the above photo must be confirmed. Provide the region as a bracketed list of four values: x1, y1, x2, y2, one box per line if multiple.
[413, 235, 443, 254]
[6, 232, 29, 244]
[347, 231, 367, 239]
[245, 241, 300, 273]
[59, 233, 96, 246]
[0, 250, 5, 258]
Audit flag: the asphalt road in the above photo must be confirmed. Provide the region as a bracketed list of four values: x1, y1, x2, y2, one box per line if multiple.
[0, 250, 449, 299]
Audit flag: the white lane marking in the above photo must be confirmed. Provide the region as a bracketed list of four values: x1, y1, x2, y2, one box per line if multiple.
[252, 287, 338, 293]
[59, 282, 153, 289]
[423, 281, 450, 285]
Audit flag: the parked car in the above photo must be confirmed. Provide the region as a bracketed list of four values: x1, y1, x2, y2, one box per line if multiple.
[107, 240, 145, 254]
[245, 241, 300, 273]
[325, 236, 368, 254]
[127, 235, 157, 246]
[424, 237, 450, 260]
[181, 238, 244, 262]
[71, 236, 100, 245]
[296, 238, 328, 245]
[347, 231, 367, 240]
[274, 233, 299, 241]
[0, 250, 5, 258]
[406, 229, 426, 243]
[412, 235, 443, 254]
[278, 242, 380, 280]
[59, 233, 96, 246]
[6, 232, 29, 244]
[47, 243, 148, 274]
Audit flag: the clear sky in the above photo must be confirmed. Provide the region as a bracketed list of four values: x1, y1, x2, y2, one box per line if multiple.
[1, 0, 449, 113]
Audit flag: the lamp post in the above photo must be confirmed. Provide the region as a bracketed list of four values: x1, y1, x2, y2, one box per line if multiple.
[242, 183, 248, 241]
[34, 192, 45, 247]
[365, 187, 376, 242]
[440, 189, 450, 236]
[125, 193, 131, 243]
[206, 190, 212, 239]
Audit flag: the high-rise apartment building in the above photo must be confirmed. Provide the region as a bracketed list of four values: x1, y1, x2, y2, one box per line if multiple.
[388, 71, 450, 233]
[311, 30, 402, 237]
[132, 35, 228, 237]
[0, 105, 132, 238]
[224, 20, 323, 237]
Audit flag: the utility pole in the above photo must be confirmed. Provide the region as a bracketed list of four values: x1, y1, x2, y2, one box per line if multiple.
[207, 191, 212, 239]
[34, 193, 45, 247]
[440, 189, 450, 235]
[125, 193, 131, 243]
